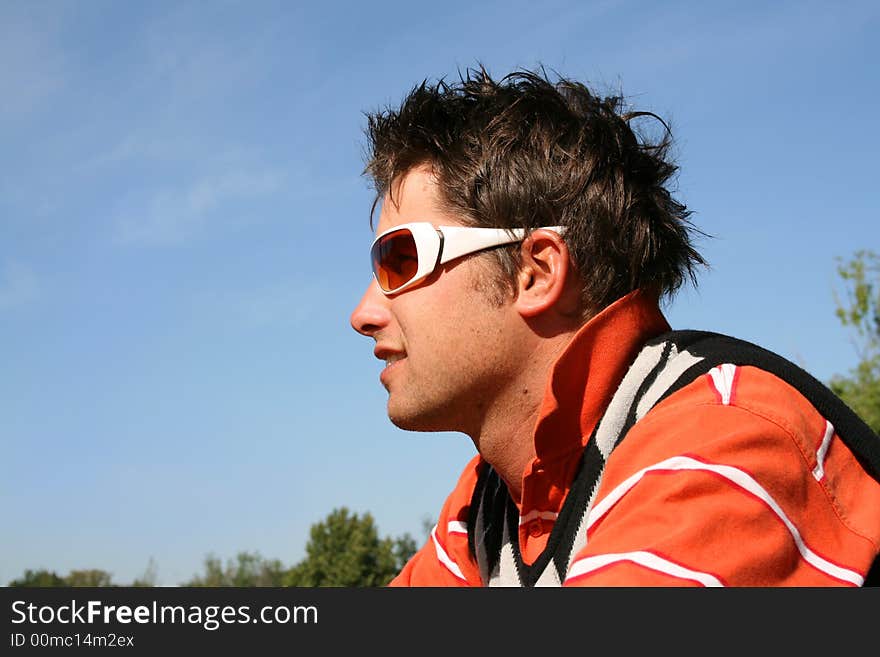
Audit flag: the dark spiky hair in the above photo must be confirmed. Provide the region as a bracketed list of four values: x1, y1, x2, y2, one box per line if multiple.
[363, 65, 708, 317]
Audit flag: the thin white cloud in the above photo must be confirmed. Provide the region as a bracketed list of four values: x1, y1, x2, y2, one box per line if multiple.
[0, 6, 68, 119]
[114, 169, 286, 246]
[82, 131, 267, 174]
[0, 261, 39, 310]
[137, 4, 276, 116]
[196, 280, 324, 331]
[82, 134, 204, 170]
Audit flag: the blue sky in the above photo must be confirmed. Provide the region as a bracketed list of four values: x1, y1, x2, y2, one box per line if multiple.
[2, 0, 877, 586]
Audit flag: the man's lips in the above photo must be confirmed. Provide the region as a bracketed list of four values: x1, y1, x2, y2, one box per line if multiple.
[374, 346, 406, 385]
[374, 344, 405, 362]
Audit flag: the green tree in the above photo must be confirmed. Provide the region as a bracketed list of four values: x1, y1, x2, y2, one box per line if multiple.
[64, 569, 116, 587]
[830, 249, 880, 434]
[9, 568, 117, 587]
[284, 507, 416, 587]
[131, 557, 158, 587]
[182, 551, 287, 586]
[9, 510, 424, 588]
[9, 569, 67, 587]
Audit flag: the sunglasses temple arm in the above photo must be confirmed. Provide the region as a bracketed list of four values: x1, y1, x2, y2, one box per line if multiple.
[436, 227, 526, 265]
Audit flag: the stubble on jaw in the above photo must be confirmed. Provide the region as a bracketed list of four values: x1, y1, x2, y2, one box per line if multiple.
[385, 297, 512, 435]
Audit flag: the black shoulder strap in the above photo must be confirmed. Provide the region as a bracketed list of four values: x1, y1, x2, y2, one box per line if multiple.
[651, 330, 880, 586]
[652, 330, 880, 481]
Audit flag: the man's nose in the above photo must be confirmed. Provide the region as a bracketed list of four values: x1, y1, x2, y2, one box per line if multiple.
[350, 279, 391, 337]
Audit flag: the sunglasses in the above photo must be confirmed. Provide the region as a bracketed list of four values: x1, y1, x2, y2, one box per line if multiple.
[370, 222, 565, 295]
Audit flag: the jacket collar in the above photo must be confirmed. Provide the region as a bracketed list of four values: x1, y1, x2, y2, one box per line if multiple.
[521, 288, 671, 497]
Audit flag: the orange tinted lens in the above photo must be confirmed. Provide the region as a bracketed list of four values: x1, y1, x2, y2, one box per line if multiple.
[371, 229, 419, 291]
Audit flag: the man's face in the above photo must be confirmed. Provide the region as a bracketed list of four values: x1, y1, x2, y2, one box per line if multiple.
[350, 167, 521, 436]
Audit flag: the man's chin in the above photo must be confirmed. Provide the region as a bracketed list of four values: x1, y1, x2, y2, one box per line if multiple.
[387, 412, 429, 432]
[387, 403, 448, 433]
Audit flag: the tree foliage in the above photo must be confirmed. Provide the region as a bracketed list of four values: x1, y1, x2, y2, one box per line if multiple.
[131, 557, 159, 587]
[9, 568, 116, 587]
[284, 507, 416, 587]
[9, 507, 420, 587]
[830, 249, 880, 434]
[182, 551, 287, 587]
[9, 569, 69, 587]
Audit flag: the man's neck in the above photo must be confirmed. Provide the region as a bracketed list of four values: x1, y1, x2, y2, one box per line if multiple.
[468, 335, 572, 503]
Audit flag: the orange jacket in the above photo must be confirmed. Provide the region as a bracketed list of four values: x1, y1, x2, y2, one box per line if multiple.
[390, 290, 880, 586]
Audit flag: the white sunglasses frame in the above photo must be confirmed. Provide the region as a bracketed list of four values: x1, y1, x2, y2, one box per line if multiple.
[370, 222, 565, 295]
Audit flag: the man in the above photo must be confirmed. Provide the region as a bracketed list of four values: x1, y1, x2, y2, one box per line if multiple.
[349, 68, 880, 586]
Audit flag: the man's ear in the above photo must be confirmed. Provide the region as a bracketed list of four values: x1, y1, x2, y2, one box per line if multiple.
[513, 229, 573, 318]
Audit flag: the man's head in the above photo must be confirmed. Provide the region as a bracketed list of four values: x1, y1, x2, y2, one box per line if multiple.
[351, 67, 706, 438]
[363, 66, 706, 319]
